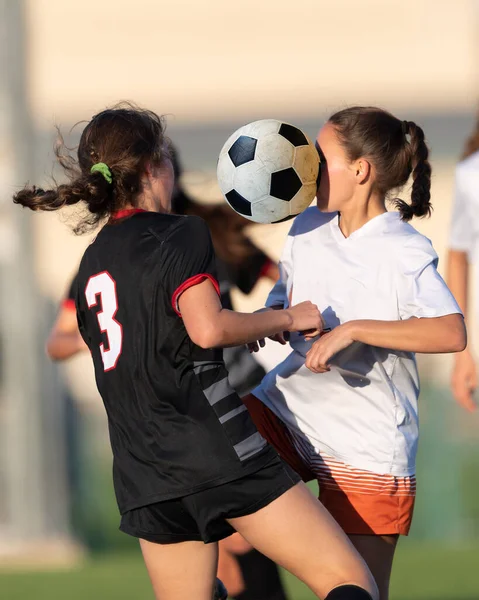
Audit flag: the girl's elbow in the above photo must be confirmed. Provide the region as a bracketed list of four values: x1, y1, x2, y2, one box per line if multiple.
[45, 339, 61, 361]
[190, 324, 223, 349]
[452, 333, 467, 353]
[450, 318, 467, 353]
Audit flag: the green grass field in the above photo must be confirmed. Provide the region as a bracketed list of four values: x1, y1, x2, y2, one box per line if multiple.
[1, 541, 479, 600]
[4, 387, 477, 600]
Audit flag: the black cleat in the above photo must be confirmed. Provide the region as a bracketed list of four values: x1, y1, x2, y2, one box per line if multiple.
[214, 577, 228, 600]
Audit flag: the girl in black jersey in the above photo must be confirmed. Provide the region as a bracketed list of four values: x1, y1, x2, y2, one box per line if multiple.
[14, 103, 378, 600]
[48, 155, 289, 600]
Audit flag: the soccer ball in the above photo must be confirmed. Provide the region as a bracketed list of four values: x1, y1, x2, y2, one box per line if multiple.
[217, 119, 320, 224]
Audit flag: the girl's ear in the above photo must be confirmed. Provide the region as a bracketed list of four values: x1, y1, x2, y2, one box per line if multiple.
[354, 158, 371, 184]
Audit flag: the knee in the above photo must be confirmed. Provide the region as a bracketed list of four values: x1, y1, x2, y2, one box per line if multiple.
[325, 584, 379, 600]
[319, 565, 379, 600]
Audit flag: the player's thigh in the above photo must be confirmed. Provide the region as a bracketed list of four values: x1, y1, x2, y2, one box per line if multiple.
[349, 534, 398, 600]
[140, 538, 218, 600]
[227, 481, 378, 600]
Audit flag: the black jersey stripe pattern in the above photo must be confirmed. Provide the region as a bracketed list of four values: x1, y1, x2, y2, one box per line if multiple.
[214, 394, 246, 419]
[203, 377, 233, 405]
[235, 432, 267, 461]
[219, 404, 248, 424]
[193, 364, 266, 461]
[193, 361, 219, 375]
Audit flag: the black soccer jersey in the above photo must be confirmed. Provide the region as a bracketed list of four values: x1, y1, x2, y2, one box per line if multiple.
[75, 209, 275, 513]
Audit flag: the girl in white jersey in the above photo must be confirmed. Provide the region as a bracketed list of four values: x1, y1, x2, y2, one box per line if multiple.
[446, 112, 479, 412]
[242, 107, 466, 600]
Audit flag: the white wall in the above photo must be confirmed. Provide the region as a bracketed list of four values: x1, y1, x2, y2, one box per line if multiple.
[26, 0, 478, 124]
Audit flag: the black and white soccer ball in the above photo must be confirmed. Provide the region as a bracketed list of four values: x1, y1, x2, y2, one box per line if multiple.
[217, 119, 320, 224]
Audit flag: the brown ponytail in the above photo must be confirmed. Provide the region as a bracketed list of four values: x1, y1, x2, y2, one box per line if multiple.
[394, 121, 432, 220]
[329, 106, 432, 222]
[13, 102, 171, 233]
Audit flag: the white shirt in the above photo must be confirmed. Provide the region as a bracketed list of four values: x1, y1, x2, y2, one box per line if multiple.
[449, 150, 479, 311]
[254, 208, 461, 476]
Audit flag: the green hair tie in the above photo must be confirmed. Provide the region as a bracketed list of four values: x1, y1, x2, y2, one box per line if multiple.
[90, 162, 112, 184]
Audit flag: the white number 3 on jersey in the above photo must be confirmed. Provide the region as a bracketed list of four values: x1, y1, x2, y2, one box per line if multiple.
[85, 272, 123, 371]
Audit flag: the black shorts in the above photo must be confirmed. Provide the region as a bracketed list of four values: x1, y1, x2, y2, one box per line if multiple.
[120, 455, 300, 544]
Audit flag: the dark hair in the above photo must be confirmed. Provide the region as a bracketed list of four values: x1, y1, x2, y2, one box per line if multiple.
[13, 102, 171, 233]
[176, 199, 259, 267]
[328, 106, 432, 221]
[169, 149, 258, 267]
[461, 108, 479, 160]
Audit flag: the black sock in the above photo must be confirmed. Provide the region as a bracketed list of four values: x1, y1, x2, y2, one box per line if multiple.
[325, 585, 373, 600]
[234, 549, 288, 600]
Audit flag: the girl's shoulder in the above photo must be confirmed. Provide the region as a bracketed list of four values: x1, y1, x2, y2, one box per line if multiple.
[289, 207, 336, 236]
[385, 217, 438, 270]
[386, 215, 432, 243]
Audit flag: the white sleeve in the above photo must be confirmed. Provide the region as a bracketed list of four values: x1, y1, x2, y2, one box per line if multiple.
[265, 225, 295, 309]
[397, 238, 462, 320]
[449, 165, 474, 256]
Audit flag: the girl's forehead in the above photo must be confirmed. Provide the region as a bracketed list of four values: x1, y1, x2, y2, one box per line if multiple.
[316, 124, 350, 163]
[316, 123, 339, 148]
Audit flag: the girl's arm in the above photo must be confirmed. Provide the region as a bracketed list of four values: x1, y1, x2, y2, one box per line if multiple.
[348, 314, 465, 354]
[447, 250, 469, 317]
[46, 305, 88, 361]
[179, 279, 321, 349]
[446, 248, 478, 411]
[445, 164, 478, 410]
[305, 314, 466, 373]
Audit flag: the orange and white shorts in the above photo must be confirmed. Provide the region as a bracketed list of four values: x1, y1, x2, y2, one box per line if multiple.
[243, 394, 416, 536]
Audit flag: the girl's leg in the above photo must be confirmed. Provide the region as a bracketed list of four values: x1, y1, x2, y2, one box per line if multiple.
[140, 538, 218, 600]
[218, 533, 289, 600]
[228, 482, 379, 600]
[311, 455, 412, 600]
[217, 534, 251, 597]
[348, 535, 398, 600]
[235, 547, 290, 600]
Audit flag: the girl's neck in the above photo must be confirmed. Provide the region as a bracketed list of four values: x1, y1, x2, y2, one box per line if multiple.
[338, 194, 386, 238]
[132, 189, 171, 214]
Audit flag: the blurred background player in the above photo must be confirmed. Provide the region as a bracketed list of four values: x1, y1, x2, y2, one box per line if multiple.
[170, 149, 280, 396]
[46, 273, 87, 361]
[446, 109, 479, 412]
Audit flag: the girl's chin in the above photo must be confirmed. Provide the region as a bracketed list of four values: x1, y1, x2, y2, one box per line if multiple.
[316, 196, 328, 211]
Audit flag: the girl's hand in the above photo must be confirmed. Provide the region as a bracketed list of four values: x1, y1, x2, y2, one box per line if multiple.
[247, 332, 289, 353]
[285, 301, 322, 335]
[451, 349, 478, 412]
[269, 331, 289, 344]
[248, 338, 265, 353]
[305, 323, 354, 373]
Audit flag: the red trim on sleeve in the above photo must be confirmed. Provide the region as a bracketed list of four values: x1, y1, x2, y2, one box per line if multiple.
[111, 208, 147, 221]
[171, 273, 221, 317]
[259, 258, 274, 279]
[62, 298, 76, 311]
